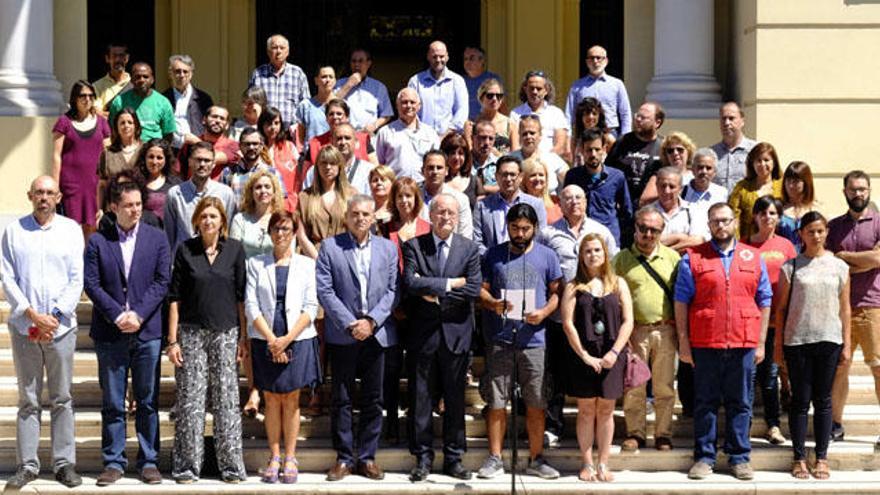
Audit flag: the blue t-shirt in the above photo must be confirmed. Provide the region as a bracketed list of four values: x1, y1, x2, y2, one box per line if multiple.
[481, 242, 563, 348]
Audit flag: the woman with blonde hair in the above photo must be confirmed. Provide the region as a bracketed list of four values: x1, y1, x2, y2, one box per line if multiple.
[639, 131, 696, 205]
[464, 78, 518, 153]
[296, 145, 356, 259]
[369, 165, 397, 226]
[167, 196, 248, 483]
[560, 234, 633, 482]
[521, 157, 562, 224]
[230, 169, 286, 417]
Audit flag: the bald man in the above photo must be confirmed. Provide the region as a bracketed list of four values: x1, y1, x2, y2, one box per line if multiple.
[564, 45, 632, 136]
[407, 40, 469, 136]
[1, 176, 85, 488]
[376, 88, 440, 182]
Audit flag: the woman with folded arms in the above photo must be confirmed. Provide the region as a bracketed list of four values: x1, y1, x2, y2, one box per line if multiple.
[774, 211, 851, 480]
[245, 211, 320, 483]
[166, 196, 248, 484]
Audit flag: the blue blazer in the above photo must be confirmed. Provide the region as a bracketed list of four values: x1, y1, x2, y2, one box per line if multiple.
[84, 222, 171, 342]
[402, 233, 481, 354]
[316, 232, 399, 347]
[473, 192, 547, 255]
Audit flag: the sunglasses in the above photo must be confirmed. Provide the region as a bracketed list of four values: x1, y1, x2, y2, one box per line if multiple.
[665, 147, 686, 155]
[484, 92, 504, 100]
[635, 223, 663, 236]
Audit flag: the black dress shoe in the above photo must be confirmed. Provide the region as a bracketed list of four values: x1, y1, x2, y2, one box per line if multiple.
[55, 464, 83, 488]
[443, 461, 473, 480]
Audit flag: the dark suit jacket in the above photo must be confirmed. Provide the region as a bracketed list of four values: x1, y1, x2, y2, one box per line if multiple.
[402, 232, 481, 354]
[161, 86, 213, 136]
[84, 222, 171, 342]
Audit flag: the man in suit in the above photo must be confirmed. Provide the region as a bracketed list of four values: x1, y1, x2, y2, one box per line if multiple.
[402, 193, 481, 482]
[83, 181, 171, 485]
[162, 54, 214, 150]
[473, 155, 547, 255]
[316, 195, 400, 482]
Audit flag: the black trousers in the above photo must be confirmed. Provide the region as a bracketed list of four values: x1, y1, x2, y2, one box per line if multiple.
[407, 329, 468, 465]
[784, 341, 841, 461]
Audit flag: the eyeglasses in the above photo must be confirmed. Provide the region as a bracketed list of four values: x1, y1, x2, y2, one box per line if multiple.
[665, 147, 686, 155]
[484, 92, 504, 100]
[635, 223, 662, 236]
[708, 218, 735, 226]
[77, 93, 95, 99]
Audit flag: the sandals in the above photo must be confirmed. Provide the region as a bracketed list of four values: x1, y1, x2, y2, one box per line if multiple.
[282, 456, 299, 484]
[596, 463, 614, 482]
[578, 464, 596, 482]
[811, 459, 830, 480]
[261, 455, 282, 483]
[791, 460, 809, 480]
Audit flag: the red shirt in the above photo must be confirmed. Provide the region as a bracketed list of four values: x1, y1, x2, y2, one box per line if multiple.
[744, 235, 796, 312]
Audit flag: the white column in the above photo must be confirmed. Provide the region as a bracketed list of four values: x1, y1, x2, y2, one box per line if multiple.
[0, 0, 63, 116]
[645, 0, 722, 119]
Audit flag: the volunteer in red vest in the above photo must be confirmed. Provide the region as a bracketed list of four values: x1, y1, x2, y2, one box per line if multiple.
[674, 202, 772, 481]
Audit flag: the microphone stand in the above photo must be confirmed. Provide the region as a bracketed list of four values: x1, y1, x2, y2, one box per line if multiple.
[505, 242, 529, 495]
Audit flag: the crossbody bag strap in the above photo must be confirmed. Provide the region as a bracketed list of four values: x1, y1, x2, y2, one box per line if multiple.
[636, 254, 673, 301]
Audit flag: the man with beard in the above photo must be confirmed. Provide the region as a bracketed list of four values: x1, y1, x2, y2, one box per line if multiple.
[827, 170, 880, 445]
[1, 176, 84, 489]
[675, 203, 772, 481]
[477, 203, 562, 480]
[178, 106, 240, 179]
[164, 141, 235, 250]
[408, 40, 469, 136]
[376, 88, 440, 183]
[606, 102, 664, 240]
[682, 148, 729, 206]
[564, 45, 632, 137]
[473, 156, 547, 255]
[221, 128, 287, 207]
[711, 102, 756, 192]
[93, 42, 131, 116]
[109, 62, 176, 142]
[563, 128, 632, 246]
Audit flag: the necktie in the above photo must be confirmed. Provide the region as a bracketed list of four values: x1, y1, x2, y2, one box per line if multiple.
[437, 240, 447, 276]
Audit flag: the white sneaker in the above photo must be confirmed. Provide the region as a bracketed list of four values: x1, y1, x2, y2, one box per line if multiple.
[543, 431, 560, 448]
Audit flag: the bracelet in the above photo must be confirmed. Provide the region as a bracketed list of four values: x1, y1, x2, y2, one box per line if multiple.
[609, 348, 619, 356]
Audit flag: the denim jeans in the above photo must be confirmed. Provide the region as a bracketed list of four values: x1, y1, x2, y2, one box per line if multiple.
[754, 327, 780, 428]
[784, 341, 841, 461]
[95, 336, 162, 471]
[692, 347, 756, 466]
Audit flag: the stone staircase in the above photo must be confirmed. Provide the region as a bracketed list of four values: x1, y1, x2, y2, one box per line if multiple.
[1, 294, 879, 493]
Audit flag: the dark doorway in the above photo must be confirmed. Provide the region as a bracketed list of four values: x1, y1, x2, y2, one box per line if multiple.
[86, 0, 155, 82]
[579, 0, 624, 78]
[256, 0, 481, 97]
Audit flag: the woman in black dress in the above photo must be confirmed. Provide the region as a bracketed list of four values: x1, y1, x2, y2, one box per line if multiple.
[244, 211, 321, 483]
[560, 233, 633, 482]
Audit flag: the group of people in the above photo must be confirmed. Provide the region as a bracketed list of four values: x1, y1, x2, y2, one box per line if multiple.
[1, 34, 877, 489]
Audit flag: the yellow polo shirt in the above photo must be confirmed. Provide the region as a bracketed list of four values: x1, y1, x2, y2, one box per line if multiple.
[612, 244, 681, 325]
[92, 73, 131, 113]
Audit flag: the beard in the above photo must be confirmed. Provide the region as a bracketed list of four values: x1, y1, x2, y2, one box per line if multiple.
[510, 235, 532, 251]
[847, 195, 870, 213]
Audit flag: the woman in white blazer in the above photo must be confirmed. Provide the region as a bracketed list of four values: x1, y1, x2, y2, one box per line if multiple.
[245, 210, 320, 484]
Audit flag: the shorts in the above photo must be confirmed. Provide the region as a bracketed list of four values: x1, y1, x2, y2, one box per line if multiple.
[479, 342, 547, 410]
[852, 307, 880, 367]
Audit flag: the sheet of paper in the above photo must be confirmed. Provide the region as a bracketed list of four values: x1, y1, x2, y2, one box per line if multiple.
[501, 288, 536, 320]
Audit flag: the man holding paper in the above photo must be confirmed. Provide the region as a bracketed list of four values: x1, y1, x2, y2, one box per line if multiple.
[477, 203, 563, 480]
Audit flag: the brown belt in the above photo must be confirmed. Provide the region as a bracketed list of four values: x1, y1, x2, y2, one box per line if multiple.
[636, 319, 675, 328]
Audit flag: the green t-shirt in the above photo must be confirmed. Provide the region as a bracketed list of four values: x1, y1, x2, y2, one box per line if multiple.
[108, 90, 176, 141]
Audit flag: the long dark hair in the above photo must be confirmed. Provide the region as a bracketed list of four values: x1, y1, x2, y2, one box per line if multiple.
[66, 80, 98, 119]
[108, 108, 142, 152]
[573, 97, 608, 142]
[440, 132, 473, 177]
[257, 106, 290, 144]
[136, 138, 174, 179]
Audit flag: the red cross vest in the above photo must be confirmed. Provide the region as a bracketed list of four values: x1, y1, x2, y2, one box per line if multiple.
[687, 242, 763, 349]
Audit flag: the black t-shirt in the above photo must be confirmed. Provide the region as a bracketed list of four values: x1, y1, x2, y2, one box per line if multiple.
[606, 133, 662, 209]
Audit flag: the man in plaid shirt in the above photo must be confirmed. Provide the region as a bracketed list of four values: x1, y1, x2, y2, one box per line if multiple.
[248, 34, 310, 130]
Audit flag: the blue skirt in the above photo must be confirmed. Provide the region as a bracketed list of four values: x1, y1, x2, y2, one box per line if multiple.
[251, 336, 322, 394]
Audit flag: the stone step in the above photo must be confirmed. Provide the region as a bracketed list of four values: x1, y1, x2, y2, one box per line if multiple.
[0, 300, 93, 325]
[5, 470, 880, 495]
[0, 435, 877, 475]
[0, 403, 877, 441]
[0, 349, 178, 377]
